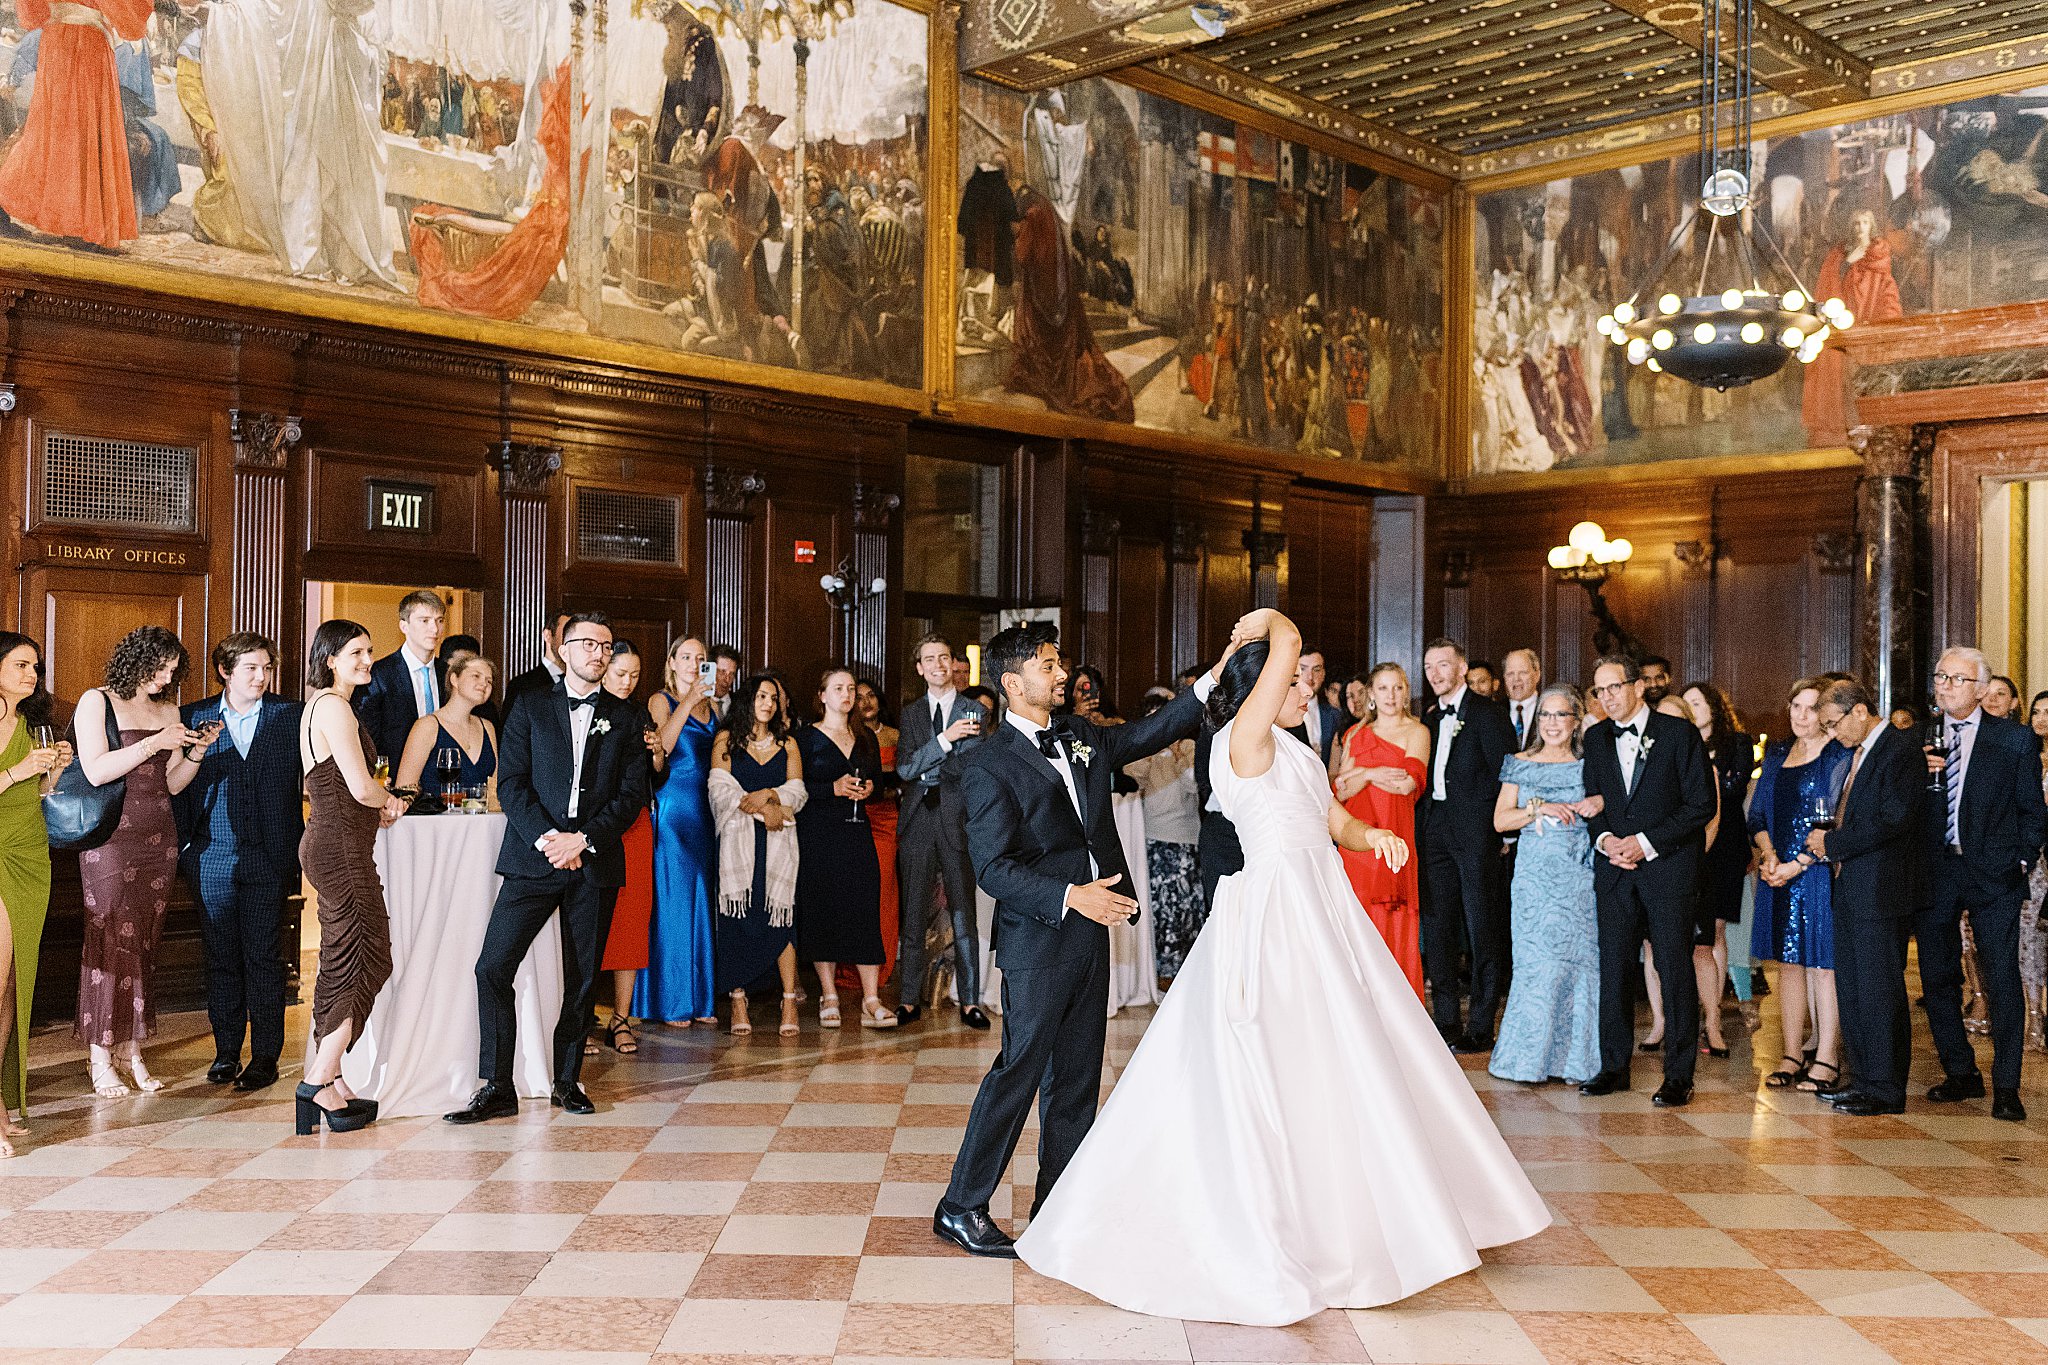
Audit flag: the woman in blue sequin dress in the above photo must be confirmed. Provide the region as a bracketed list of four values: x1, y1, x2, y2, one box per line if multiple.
[1747, 677, 1851, 1091]
[1489, 684, 1602, 1085]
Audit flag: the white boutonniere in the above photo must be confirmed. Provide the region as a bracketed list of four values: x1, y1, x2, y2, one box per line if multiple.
[1445, 714, 1464, 738]
[592, 718, 612, 735]
[1639, 736, 1655, 757]
[1069, 740, 1094, 768]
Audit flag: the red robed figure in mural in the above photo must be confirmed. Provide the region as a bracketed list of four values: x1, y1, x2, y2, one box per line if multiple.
[1005, 185, 1134, 424]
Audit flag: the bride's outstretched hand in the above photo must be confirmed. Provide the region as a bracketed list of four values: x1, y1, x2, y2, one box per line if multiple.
[1367, 827, 1410, 873]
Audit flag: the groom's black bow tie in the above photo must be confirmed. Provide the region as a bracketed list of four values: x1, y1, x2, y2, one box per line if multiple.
[1035, 728, 1064, 761]
[1615, 723, 1638, 739]
[567, 693, 596, 711]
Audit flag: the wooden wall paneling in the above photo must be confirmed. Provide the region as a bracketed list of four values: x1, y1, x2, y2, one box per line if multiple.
[227, 411, 299, 647]
[852, 482, 900, 686]
[1111, 537, 1168, 711]
[1167, 517, 1204, 679]
[1553, 578, 1587, 684]
[1283, 486, 1374, 679]
[703, 465, 766, 664]
[1368, 495, 1426, 675]
[1928, 418, 2048, 661]
[761, 494, 848, 693]
[1468, 562, 1546, 677]
[1672, 540, 1716, 685]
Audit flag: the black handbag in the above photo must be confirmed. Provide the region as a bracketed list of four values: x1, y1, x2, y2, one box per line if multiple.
[43, 688, 128, 851]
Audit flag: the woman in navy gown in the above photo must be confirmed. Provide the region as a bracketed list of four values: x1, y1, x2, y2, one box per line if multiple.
[634, 637, 721, 1027]
[1748, 677, 1850, 1092]
[394, 649, 498, 803]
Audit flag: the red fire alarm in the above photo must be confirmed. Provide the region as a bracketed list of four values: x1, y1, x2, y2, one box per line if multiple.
[793, 540, 816, 564]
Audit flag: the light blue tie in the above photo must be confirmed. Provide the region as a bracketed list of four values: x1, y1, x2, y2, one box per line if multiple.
[1945, 720, 1968, 848]
[419, 662, 437, 713]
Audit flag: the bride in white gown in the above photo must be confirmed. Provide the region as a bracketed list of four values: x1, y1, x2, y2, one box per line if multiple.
[1015, 609, 1551, 1326]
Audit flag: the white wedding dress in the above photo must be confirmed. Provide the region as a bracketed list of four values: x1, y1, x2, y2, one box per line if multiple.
[1015, 720, 1552, 1325]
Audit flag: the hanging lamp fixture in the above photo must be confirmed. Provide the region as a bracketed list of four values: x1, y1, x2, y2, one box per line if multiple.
[1596, 0, 1851, 391]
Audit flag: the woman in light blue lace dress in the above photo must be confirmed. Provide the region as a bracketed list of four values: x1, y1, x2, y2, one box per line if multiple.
[1489, 684, 1602, 1085]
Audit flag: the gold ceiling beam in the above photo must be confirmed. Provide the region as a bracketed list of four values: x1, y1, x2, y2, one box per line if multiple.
[1596, 0, 1872, 105]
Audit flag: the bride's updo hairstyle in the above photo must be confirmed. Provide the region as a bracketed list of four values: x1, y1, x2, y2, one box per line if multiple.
[1204, 640, 1270, 731]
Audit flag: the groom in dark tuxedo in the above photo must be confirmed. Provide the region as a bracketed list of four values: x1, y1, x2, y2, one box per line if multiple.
[935, 622, 1218, 1258]
[447, 612, 652, 1123]
[1581, 653, 1715, 1107]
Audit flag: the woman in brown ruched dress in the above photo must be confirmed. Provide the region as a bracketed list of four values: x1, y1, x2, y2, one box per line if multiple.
[74, 627, 217, 1099]
[297, 620, 407, 1133]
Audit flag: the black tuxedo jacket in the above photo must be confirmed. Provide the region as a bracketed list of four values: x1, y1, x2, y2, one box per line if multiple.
[1920, 710, 2048, 904]
[494, 681, 653, 887]
[355, 649, 446, 764]
[1583, 708, 1715, 897]
[174, 693, 305, 887]
[502, 663, 559, 723]
[962, 688, 1204, 970]
[1824, 723, 1924, 919]
[1419, 690, 1516, 848]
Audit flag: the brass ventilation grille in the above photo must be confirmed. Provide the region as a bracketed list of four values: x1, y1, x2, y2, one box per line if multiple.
[577, 487, 681, 566]
[40, 431, 196, 532]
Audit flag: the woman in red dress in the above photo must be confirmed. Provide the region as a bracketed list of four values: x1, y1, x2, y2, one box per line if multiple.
[595, 640, 657, 1054]
[1332, 662, 1428, 1000]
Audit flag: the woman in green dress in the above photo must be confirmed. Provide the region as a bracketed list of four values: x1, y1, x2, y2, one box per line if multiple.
[0, 632, 69, 1153]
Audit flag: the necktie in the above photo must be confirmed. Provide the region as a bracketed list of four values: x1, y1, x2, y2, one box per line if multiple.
[1946, 720, 1968, 847]
[933, 701, 944, 736]
[567, 693, 595, 711]
[1840, 744, 1866, 816]
[1514, 703, 1527, 745]
[419, 663, 437, 713]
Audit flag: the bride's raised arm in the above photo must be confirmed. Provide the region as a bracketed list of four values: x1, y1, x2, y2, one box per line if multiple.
[1225, 608, 1301, 781]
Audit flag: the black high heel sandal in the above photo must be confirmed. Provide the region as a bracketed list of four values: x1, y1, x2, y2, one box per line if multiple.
[295, 1082, 373, 1135]
[1763, 1054, 1806, 1089]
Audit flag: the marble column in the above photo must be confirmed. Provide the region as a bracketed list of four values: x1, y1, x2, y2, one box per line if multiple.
[1854, 424, 1925, 714]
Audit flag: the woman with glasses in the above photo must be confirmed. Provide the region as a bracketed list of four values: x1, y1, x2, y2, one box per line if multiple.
[1748, 676, 1851, 1092]
[1488, 685, 1603, 1085]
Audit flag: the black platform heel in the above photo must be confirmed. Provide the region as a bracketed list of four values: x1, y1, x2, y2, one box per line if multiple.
[295, 1081, 373, 1135]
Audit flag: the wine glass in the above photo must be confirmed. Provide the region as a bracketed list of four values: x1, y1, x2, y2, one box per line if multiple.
[373, 755, 392, 785]
[845, 764, 867, 824]
[1806, 789, 1837, 835]
[1926, 708, 1948, 793]
[29, 724, 55, 753]
[436, 747, 462, 800]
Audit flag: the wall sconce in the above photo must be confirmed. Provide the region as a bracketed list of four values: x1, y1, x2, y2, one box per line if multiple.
[1548, 521, 1642, 658]
[1547, 521, 1634, 582]
[821, 559, 887, 661]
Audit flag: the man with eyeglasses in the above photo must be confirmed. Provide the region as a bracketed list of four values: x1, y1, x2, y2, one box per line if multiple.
[1915, 648, 2044, 1122]
[1801, 679, 1922, 1115]
[1579, 653, 1714, 1107]
[449, 612, 653, 1124]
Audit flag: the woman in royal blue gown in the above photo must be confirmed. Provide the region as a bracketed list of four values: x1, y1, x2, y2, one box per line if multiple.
[634, 637, 721, 1026]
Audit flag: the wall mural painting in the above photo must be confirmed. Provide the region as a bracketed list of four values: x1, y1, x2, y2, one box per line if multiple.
[1473, 85, 2048, 476]
[956, 77, 1445, 470]
[0, 0, 928, 388]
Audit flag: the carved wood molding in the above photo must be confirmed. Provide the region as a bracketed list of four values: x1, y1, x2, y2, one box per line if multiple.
[16, 289, 305, 348]
[507, 364, 709, 411]
[705, 388, 903, 438]
[1244, 528, 1288, 570]
[1672, 539, 1718, 579]
[228, 409, 302, 471]
[853, 482, 902, 531]
[493, 440, 563, 498]
[704, 465, 767, 519]
[1811, 531, 1859, 574]
[1166, 517, 1205, 564]
[1442, 547, 1475, 590]
[1081, 507, 1122, 556]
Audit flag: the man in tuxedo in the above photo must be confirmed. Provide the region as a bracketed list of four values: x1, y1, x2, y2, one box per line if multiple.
[896, 634, 991, 1028]
[1195, 720, 1243, 909]
[355, 589, 446, 763]
[447, 612, 653, 1123]
[1501, 649, 1542, 751]
[1418, 637, 1516, 1050]
[1916, 647, 2045, 1122]
[1285, 648, 1345, 768]
[1466, 660, 1498, 699]
[710, 645, 742, 719]
[1581, 653, 1716, 1106]
[935, 621, 1216, 1258]
[1805, 679, 1922, 1116]
[175, 633, 302, 1092]
[503, 606, 572, 720]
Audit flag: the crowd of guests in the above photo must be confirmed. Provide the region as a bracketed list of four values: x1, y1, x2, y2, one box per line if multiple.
[0, 599, 2044, 1147]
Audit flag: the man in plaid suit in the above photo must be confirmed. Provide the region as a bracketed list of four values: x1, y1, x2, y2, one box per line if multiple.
[175, 633, 304, 1091]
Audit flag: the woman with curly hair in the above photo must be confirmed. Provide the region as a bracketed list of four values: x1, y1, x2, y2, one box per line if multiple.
[74, 626, 218, 1098]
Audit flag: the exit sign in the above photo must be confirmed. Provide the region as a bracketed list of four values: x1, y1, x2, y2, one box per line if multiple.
[367, 479, 434, 534]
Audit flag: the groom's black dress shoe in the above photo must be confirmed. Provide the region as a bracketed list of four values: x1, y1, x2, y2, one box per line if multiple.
[1993, 1088, 2027, 1122]
[1579, 1073, 1629, 1096]
[961, 1006, 991, 1031]
[233, 1060, 280, 1092]
[444, 1081, 518, 1124]
[551, 1084, 596, 1115]
[1831, 1094, 1905, 1116]
[1927, 1073, 1985, 1103]
[206, 1059, 240, 1085]
[1651, 1080, 1693, 1108]
[933, 1201, 1018, 1259]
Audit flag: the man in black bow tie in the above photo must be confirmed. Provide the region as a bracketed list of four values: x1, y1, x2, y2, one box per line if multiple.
[1580, 653, 1715, 1107]
[933, 621, 1222, 1258]
[448, 612, 652, 1124]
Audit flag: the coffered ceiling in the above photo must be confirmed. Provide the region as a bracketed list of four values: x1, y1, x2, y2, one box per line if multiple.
[959, 0, 2048, 181]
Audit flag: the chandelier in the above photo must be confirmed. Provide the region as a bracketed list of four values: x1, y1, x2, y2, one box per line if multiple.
[1596, 0, 1850, 391]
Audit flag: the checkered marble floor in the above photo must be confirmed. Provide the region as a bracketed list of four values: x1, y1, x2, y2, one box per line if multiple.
[1, 977, 2044, 1365]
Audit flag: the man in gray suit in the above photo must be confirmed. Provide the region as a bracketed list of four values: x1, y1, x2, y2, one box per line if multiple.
[896, 633, 991, 1027]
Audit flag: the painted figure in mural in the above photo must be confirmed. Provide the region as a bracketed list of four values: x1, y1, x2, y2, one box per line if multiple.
[177, 0, 290, 260]
[1237, 277, 1270, 443]
[1007, 182, 1134, 423]
[1802, 207, 1904, 445]
[1077, 225, 1134, 309]
[654, 11, 722, 169]
[0, 0, 156, 250]
[278, 0, 399, 289]
[1203, 279, 1240, 426]
[803, 166, 877, 377]
[666, 192, 745, 356]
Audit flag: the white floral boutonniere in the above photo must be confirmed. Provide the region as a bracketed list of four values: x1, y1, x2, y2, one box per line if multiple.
[1638, 736, 1655, 758]
[592, 718, 612, 736]
[1445, 714, 1465, 738]
[1069, 740, 1095, 768]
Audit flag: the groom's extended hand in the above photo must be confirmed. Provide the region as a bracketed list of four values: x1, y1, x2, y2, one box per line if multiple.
[1068, 875, 1138, 925]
